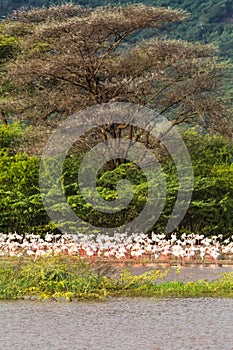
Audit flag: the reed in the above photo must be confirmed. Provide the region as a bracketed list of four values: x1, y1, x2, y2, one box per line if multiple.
[0, 256, 232, 300]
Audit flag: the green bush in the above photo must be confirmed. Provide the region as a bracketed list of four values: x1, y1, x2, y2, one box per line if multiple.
[0, 148, 49, 233]
[0, 122, 24, 150]
[180, 131, 233, 235]
[1, 125, 233, 236]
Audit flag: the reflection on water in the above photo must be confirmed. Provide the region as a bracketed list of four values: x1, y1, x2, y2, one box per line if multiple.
[0, 297, 233, 350]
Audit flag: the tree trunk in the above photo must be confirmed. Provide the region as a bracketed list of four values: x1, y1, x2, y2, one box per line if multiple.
[0, 111, 8, 125]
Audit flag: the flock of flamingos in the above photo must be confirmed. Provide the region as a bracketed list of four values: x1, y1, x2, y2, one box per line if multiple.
[0, 231, 233, 265]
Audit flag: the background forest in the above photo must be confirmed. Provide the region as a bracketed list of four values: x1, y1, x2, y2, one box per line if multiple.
[0, 2, 233, 238]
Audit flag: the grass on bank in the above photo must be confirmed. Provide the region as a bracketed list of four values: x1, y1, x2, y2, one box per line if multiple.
[0, 256, 233, 300]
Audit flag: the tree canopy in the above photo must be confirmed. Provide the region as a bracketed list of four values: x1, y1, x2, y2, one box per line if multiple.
[0, 3, 231, 139]
[1, 0, 233, 60]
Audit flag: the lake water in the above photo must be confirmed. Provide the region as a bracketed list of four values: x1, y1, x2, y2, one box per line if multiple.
[127, 264, 233, 283]
[0, 297, 233, 350]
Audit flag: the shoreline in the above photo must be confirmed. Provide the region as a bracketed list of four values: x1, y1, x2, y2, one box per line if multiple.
[0, 255, 233, 301]
[88, 258, 233, 268]
[1, 254, 233, 267]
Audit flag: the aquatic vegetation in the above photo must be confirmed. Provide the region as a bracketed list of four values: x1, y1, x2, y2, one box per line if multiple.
[0, 256, 233, 300]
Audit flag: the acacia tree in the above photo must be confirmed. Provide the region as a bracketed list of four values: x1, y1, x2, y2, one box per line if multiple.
[0, 3, 231, 139]
[0, 4, 232, 234]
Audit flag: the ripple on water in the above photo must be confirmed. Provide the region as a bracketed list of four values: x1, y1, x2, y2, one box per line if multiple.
[0, 297, 233, 350]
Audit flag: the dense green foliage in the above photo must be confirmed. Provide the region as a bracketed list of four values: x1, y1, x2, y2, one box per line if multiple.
[0, 122, 23, 148]
[0, 256, 233, 300]
[0, 148, 49, 233]
[149, 0, 233, 60]
[48, 131, 233, 237]
[1, 123, 233, 236]
[179, 131, 233, 235]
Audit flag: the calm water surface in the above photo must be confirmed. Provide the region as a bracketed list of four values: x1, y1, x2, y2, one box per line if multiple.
[128, 265, 233, 282]
[0, 297, 233, 350]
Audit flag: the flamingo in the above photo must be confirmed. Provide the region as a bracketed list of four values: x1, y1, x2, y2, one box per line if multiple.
[0, 231, 232, 264]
